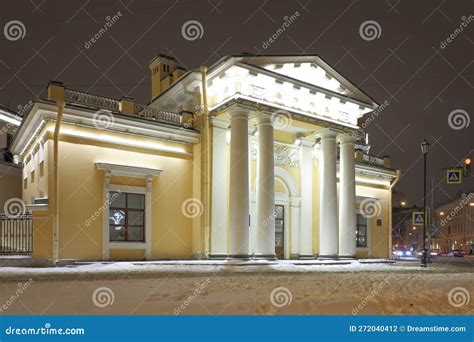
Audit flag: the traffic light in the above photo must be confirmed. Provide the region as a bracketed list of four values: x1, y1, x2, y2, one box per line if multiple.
[464, 158, 471, 176]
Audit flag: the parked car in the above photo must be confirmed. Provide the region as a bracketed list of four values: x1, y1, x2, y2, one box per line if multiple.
[430, 249, 442, 256]
[447, 250, 464, 257]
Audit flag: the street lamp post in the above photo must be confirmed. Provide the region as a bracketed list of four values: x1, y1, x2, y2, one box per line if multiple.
[421, 139, 430, 267]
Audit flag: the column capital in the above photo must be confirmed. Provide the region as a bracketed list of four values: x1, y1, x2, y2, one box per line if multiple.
[299, 137, 314, 148]
[228, 109, 249, 118]
[315, 128, 339, 140]
[210, 116, 229, 130]
[255, 113, 273, 125]
[337, 133, 357, 145]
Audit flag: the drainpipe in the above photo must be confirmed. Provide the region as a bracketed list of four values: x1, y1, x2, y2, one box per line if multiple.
[200, 66, 211, 258]
[48, 81, 65, 264]
[388, 169, 401, 259]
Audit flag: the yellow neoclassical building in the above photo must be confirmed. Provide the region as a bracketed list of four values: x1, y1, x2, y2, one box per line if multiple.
[9, 53, 400, 262]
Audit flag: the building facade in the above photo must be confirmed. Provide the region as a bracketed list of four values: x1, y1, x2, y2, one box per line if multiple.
[0, 107, 22, 211]
[432, 192, 474, 254]
[8, 54, 400, 262]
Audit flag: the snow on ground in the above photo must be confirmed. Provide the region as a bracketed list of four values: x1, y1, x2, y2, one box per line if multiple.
[0, 260, 472, 315]
[0, 260, 434, 281]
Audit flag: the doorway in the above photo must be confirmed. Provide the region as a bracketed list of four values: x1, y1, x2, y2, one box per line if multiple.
[275, 204, 285, 259]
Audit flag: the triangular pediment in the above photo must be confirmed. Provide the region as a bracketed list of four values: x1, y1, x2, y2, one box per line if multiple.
[233, 54, 376, 107]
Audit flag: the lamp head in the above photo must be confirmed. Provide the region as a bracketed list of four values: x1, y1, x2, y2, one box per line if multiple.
[421, 138, 430, 154]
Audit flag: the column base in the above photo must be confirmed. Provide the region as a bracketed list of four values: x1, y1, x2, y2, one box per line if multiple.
[338, 255, 356, 260]
[253, 253, 277, 260]
[192, 252, 207, 260]
[299, 255, 315, 260]
[318, 254, 338, 260]
[207, 254, 228, 260]
[226, 254, 252, 260]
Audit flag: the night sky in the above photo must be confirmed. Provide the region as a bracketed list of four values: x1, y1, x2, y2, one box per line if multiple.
[1, 0, 472, 207]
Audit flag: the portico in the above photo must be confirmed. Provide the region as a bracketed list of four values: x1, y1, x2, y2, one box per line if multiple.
[210, 109, 360, 260]
[186, 54, 401, 260]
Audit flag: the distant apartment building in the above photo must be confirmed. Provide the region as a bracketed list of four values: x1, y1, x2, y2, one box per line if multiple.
[432, 192, 474, 254]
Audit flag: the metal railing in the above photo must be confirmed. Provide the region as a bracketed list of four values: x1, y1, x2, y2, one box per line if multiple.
[361, 154, 385, 167]
[134, 104, 182, 126]
[63, 88, 184, 127]
[64, 89, 120, 112]
[0, 213, 32, 255]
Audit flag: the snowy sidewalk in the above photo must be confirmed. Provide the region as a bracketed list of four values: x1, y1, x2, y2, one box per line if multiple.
[0, 260, 472, 315]
[0, 259, 459, 283]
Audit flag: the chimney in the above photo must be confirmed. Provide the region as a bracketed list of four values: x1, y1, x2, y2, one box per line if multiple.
[149, 53, 186, 100]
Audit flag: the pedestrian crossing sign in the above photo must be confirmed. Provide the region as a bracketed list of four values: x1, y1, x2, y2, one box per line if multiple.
[446, 169, 462, 184]
[412, 211, 428, 226]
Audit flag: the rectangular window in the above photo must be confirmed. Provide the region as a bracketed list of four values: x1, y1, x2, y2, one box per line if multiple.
[356, 214, 367, 248]
[109, 192, 145, 242]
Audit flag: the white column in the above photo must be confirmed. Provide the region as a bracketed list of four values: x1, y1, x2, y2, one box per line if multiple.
[210, 121, 228, 258]
[317, 129, 339, 259]
[299, 139, 314, 259]
[255, 114, 276, 259]
[228, 110, 250, 259]
[290, 198, 301, 258]
[338, 133, 357, 259]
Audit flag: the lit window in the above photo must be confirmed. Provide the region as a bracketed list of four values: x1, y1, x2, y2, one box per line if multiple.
[109, 192, 145, 242]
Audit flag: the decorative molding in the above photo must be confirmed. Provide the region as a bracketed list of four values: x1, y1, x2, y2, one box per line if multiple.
[96, 163, 163, 178]
[250, 142, 299, 168]
[11, 102, 199, 158]
[275, 144, 299, 168]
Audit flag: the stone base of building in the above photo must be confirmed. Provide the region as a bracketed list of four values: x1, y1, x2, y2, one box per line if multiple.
[318, 254, 338, 260]
[337, 255, 356, 260]
[298, 254, 315, 260]
[192, 252, 207, 260]
[252, 253, 277, 260]
[226, 254, 252, 260]
[207, 253, 228, 260]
